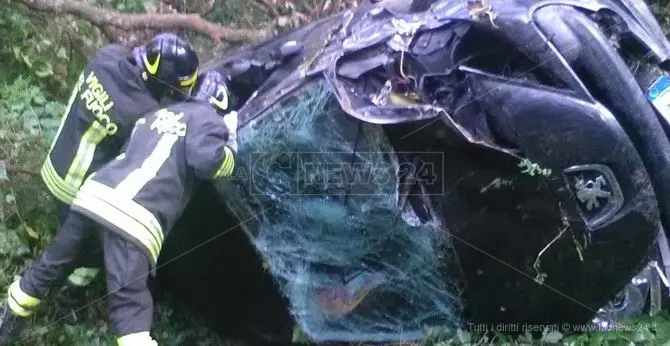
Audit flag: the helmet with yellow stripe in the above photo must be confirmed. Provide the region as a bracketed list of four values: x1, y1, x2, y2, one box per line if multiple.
[132, 32, 199, 101]
[192, 70, 238, 115]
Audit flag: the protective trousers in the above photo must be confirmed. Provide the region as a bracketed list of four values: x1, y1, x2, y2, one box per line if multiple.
[8, 211, 155, 341]
[54, 200, 101, 287]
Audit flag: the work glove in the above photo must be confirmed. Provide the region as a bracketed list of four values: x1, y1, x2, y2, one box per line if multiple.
[223, 111, 238, 154]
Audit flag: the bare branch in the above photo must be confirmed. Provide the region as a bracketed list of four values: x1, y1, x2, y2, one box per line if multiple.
[15, 0, 270, 44]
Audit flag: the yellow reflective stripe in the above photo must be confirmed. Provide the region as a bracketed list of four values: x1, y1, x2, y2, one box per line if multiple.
[40, 158, 77, 204]
[67, 267, 100, 287]
[79, 181, 163, 244]
[7, 280, 40, 317]
[178, 67, 198, 87]
[117, 331, 157, 346]
[115, 133, 179, 198]
[9, 281, 40, 308]
[74, 181, 163, 263]
[213, 146, 235, 178]
[64, 121, 108, 188]
[41, 71, 86, 205]
[73, 190, 161, 263]
[144, 54, 160, 75]
[211, 86, 229, 112]
[49, 72, 85, 153]
[7, 297, 31, 317]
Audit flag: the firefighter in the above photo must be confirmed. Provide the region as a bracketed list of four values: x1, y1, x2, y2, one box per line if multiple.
[0, 70, 239, 345]
[39, 32, 200, 321]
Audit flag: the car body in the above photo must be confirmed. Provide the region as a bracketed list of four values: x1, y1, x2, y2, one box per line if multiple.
[158, 0, 670, 343]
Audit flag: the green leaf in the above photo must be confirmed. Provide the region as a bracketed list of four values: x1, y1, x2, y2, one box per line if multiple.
[33, 60, 53, 78]
[57, 47, 68, 60]
[29, 85, 41, 98]
[40, 118, 61, 131]
[518, 330, 534, 343]
[632, 328, 656, 342]
[44, 102, 64, 118]
[0, 228, 29, 257]
[11, 46, 21, 59]
[10, 103, 26, 113]
[32, 92, 47, 106]
[541, 330, 563, 343]
[8, 12, 27, 28]
[23, 117, 41, 136]
[24, 225, 39, 240]
[21, 53, 32, 68]
[22, 108, 36, 121]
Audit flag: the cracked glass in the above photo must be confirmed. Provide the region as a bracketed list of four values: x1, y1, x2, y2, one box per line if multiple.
[214, 80, 463, 342]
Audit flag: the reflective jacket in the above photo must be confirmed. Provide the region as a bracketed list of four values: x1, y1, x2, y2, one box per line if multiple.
[70, 102, 236, 266]
[41, 44, 161, 205]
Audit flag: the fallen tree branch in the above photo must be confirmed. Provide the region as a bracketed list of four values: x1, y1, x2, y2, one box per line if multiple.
[15, 0, 270, 44]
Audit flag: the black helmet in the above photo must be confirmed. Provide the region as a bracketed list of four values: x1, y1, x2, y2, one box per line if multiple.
[133, 32, 199, 101]
[192, 70, 234, 114]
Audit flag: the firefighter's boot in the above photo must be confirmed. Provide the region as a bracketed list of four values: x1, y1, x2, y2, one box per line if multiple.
[0, 304, 27, 344]
[0, 279, 39, 344]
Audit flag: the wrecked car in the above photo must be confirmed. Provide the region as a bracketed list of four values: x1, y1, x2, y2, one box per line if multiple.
[156, 0, 670, 343]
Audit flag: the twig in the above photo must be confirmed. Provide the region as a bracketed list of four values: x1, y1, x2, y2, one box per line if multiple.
[8, 187, 26, 226]
[27, 105, 44, 137]
[533, 223, 570, 284]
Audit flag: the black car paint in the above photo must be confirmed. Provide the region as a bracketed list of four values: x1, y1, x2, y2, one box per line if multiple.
[157, 0, 670, 342]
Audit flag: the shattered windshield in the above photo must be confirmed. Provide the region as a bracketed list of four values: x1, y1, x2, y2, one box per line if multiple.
[214, 80, 463, 341]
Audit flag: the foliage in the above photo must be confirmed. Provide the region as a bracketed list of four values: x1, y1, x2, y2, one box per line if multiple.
[0, 75, 62, 277]
[0, 1, 98, 99]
